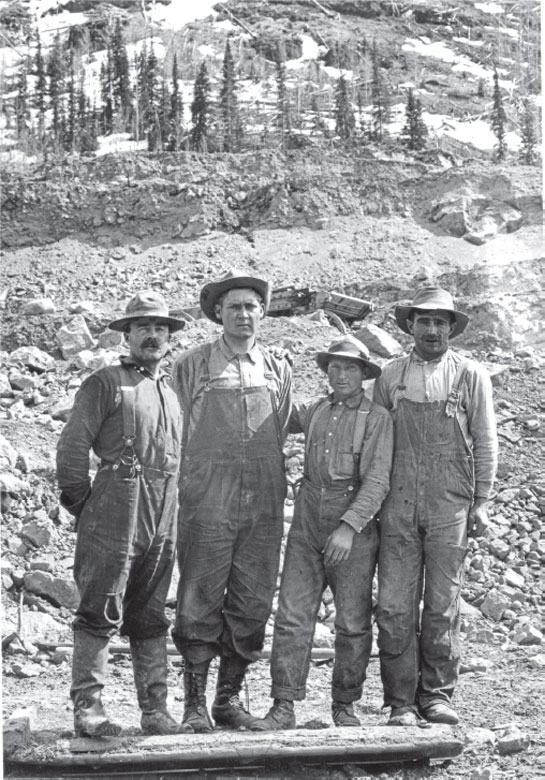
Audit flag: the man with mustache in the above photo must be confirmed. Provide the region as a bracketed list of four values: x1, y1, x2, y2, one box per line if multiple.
[372, 288, 498, 726]
[171, 269, 292, 732]
[57, 291, 186, 738]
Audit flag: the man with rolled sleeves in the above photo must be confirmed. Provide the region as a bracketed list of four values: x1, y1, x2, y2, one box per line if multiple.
[373, 288, 498, 726]
[172, 269, 292, 732]
[255, 335, 393, 731]
[57, 291, 186, 738]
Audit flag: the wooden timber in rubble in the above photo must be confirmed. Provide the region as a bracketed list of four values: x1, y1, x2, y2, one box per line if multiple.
[170, 289, 373, 323]
[268, 287, 373, 322]
[9, 725, 463, 774]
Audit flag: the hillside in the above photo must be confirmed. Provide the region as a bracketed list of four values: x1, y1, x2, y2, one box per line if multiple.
[1, 1, 544, 778]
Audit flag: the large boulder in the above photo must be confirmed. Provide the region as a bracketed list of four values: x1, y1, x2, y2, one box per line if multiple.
[8, 346, 55, 373]
[56, 315, 95, 359]
[23, 570, 79, 610]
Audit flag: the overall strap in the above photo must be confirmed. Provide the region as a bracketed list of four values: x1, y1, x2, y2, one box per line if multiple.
[391, 357, 412, 411]
[115, 365, 141, 474]
[200, 342, 213, 388]
[445, 359, 470, 418]
[350, 397, 371, 497]
[260, 346, 285, 449]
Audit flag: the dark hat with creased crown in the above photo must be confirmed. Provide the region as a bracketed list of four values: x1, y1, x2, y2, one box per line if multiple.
[200, 268, 271, 324]
[394, 287, 469, 338]
[316, 334, 382, 379]
[109, 290, 186, 332]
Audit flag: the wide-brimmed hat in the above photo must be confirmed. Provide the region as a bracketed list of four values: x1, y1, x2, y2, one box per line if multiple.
[316, 335, 382, 379]
[200, 268, 271, 324]
[109, 290, 187, 332]
[394, 287, 469, 338]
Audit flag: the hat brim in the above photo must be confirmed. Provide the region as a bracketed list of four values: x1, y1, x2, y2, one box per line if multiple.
[200, 276, 271, 323]
[394, 304, 469, 338]
[108, 313, 187, 332]
[316, 351, 382, 379]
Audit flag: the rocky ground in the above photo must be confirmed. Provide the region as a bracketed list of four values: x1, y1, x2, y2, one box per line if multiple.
[1, 150, 544, 778]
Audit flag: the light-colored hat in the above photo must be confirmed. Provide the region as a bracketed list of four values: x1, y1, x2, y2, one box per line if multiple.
[108, 290, 187, 332]
[200, 268, 271, 324]
[394, 287, 469, 338]
[316, 335, 382, 379]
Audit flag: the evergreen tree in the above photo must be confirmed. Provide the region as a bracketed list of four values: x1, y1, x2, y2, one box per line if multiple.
[519, 97, 537, 165]
[370, 40, 390, 142]
[310, 91, 327, 137]
[100, 51, 114, 135]
[491, 66, 507, 161]
[191, 61, 212, 152]
[401, 88, 427, 150]
[47, 33, 66, 141]
[219, 39, 242, 152]
[167, 53, 184, 151]
[275, 57, 291, 145]
[66, 52, 78, 151]
[111, 18, 132, 130]
[35, 32, 47, 139]
[334, 74, 355, 139]
[15, 58, 30, 140]
[136, 40, 160, 144]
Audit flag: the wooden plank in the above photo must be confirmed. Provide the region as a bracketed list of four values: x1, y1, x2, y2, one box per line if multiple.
[13, 726, 463, 770]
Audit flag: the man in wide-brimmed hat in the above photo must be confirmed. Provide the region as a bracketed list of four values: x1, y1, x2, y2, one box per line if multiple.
[254, 334, 393, 731]
[373, 288, 498, 727]
[171, 269, 292, 732]
[57, 290, 187, 739]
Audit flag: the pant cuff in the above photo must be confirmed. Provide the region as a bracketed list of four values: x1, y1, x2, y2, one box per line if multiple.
[331, 685, 363, 704]
[271, 682, 306, 702]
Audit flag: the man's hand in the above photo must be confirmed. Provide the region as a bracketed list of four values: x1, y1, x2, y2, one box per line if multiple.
[468, 498, 489, 538]
[323, 523, 356, 566]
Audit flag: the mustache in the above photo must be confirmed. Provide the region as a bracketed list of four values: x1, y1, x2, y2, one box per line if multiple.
[142, 339, 160, 348]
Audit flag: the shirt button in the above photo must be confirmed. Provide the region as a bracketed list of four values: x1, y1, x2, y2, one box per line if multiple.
[325, 449, 329, 453]
[328, 432, 332, 436]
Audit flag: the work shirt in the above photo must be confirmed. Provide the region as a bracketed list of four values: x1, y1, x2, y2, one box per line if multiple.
[290, 390, 393, 533]
[172, 336, 292, 445]
[372, 348, 498, 499]
[57, 357, 181, 507]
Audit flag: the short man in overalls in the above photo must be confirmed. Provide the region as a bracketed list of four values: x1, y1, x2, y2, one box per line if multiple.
[254, 335, 393, 731]
[373, 288, 498, 726]
[171, 269, 292, 732]
[57, 291, 186, 737]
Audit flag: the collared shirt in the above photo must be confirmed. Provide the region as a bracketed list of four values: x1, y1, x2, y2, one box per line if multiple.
[56, 356, 182, 504]
[372, 348, 498, 499]
[172, 336, 292, 445]
[290, 390, 393, 532]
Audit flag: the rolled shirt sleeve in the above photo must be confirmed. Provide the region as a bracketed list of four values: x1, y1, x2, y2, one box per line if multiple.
[465, 363, 498, 499]
[341, 403, 394, 532]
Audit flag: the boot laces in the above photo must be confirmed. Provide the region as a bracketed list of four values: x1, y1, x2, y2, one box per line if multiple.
[227, 693, 249, 712]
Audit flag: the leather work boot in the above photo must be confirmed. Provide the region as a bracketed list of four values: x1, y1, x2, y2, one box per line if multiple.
[182, 660, 214, 733]
[71, 630, 121, 738]
[332, 701, 361, 727]
[420, 700, 459, 725]
[251, 699, 296, 731]
[388, 705, 430, 728]
[211, 655, 260, 730]
[130, 636, 185, 735]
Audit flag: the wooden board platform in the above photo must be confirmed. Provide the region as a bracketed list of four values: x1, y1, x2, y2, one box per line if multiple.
[10, 725, 463, 773]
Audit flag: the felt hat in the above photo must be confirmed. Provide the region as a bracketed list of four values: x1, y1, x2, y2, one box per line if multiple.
[316, 334, 382, 379]
[394, 287, 469, 338]
[108, 290, 186, 332]
[200, 268, 271, 323]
